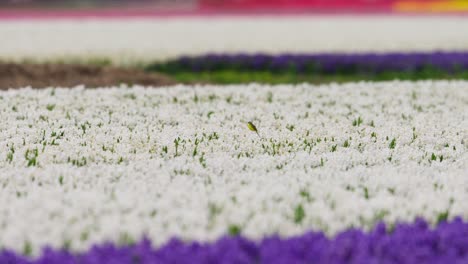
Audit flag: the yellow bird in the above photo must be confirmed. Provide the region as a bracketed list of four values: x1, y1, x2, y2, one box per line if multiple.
[247, 121, 259, 136]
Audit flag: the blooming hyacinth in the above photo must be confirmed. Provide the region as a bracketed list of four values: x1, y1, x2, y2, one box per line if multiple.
[148, 52, 468, 74]
[0, 81, 467, 256]
[2, 16, 468, 64]
[2, 218, 468, 263]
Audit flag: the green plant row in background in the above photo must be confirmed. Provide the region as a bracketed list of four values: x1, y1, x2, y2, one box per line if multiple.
[159, 70, 468, 84]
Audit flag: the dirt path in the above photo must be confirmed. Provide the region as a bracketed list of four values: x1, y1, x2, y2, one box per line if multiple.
[0, 63, 177, 89]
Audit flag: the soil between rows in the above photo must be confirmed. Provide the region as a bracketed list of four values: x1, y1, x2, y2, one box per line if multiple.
[0, 63, 177, 89]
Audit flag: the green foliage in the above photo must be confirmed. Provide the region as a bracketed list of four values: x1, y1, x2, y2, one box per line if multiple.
[228, 225, 242, 236]
[294, 204, 305, 224]
[145, 69, 468, 85]
[25, 148, 38, 167]
[352, 117, 363, 126]
[437, 210, 449, 224]
[46, 104, 56, 111]
[23, 241, 32, 256]
[343, 140, 350, 148]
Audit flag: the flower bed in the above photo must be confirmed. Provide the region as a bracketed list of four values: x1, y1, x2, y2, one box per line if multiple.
[2, 17, 468, 64]
[2, 218, 468, 263]
[0, 81, 466, 259]
[147, 52, 468, 75]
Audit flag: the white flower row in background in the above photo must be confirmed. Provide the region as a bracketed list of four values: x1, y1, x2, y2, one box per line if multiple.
[1, 16, 468, 65]
[0, 81, 467, 254]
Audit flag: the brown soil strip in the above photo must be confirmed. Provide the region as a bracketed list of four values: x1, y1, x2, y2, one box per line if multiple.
[0, 63, 177, 89]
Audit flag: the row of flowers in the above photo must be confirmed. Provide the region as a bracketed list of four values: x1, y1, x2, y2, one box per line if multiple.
[2, 218, 468, 263]
[1, 17, 468, 64]
[147, 52, 468, 74]
[0, 81, 466, 256]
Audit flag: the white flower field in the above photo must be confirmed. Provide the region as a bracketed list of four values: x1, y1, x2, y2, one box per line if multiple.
[2, 16, 468, 64]
[1, 81, 466, 254]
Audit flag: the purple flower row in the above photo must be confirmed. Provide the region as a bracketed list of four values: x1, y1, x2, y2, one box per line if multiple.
[149, 52, 468, 74]
[3, 218, 468, 264]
